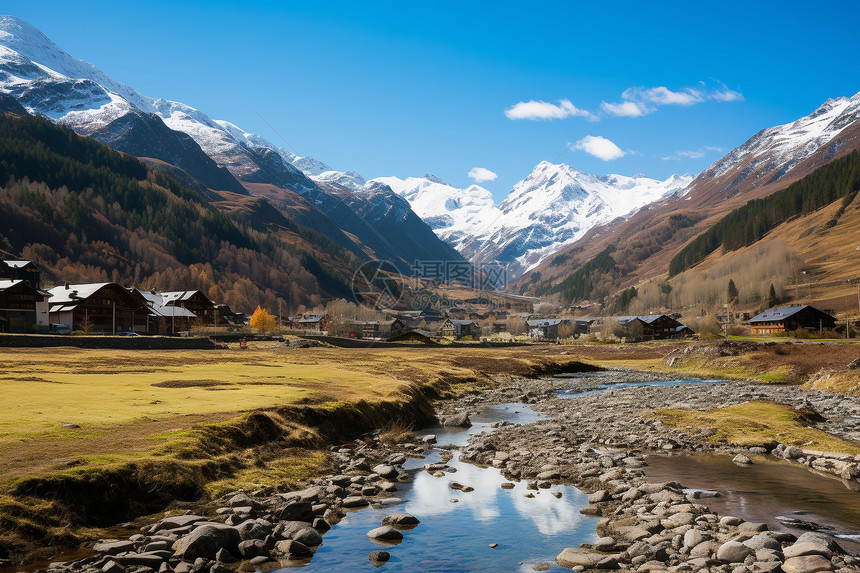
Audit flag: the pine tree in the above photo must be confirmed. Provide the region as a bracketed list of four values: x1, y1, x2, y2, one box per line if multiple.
[727, 279, 739, 304]
[768, 283, 778, 307]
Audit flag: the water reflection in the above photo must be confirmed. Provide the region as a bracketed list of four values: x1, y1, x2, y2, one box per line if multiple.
[283, 402, 598, 572]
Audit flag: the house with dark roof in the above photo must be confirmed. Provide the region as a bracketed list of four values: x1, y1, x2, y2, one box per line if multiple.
[440, 318, 476, 339]
[0, 279, 50, 332]
[749, 305, 836, 335]
[129, 289, 197, 334]
[295, 313, 328, 332]
[160, 291, 218, 325]
[617, 314, 689, 340]
[1, 260, 41, 288]
[46, 283, 149, 334]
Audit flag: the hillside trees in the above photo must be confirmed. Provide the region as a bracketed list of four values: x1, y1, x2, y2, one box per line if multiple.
[669, 149, 860, 276]
[0, 113, 359, 313]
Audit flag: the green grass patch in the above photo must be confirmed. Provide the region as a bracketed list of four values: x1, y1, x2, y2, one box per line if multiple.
[653, 400, 860, 454]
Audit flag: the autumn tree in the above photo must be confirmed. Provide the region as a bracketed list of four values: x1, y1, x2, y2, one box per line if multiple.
[250, 306, 277, 332]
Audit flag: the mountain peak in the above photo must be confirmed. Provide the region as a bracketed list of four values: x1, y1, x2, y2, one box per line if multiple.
[422, 173, 448, 185]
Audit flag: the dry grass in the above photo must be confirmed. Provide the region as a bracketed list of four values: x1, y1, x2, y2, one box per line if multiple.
[653, 400, 860, 454]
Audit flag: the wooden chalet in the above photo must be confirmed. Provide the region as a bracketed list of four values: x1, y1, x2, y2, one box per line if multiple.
[160, 291, 218, 325]
[440, 318, 476, 340]
[387, 328, 436, 344]
[295, 313, 329, 332]
[46, 283, 150, 334]
[129, 289, 197, 334]
[1, 260, 41, 289]
[0, 279, 50, 333]
[748, 305, 836, 335]
[617, 314, 689, 340]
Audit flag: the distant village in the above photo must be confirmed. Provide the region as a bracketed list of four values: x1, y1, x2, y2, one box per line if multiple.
[0, 259, 841, 342]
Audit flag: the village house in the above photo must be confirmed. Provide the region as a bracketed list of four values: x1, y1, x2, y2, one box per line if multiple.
[440, 318, 476, 339]
[160, 291, 218, 326]
[46, 283, 150, 334]
[346, 318, 406, 339]
[748, 305, 836, 335]
[0, 260, 42, 289]
[129, 289, 197, 334]
[616, 314, 691, 341]
[387, 328, 435, 344]
[295, 313, 329, 332]
[0, 279, 50, 332]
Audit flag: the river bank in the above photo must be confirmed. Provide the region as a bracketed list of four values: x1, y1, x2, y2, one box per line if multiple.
[35, 367, 860, 573]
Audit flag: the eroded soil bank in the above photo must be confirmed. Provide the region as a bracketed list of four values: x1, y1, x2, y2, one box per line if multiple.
[35, 367, 860, 573]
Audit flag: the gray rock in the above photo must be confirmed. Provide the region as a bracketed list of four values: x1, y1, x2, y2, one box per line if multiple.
[237, 539, 268, 558]
[366, 526, 403, 542]
[372, 464, 399, 480]
[555, 548, 605, 568]
[784, 541, 833, 560]
[588, 490, 609, 503]
[782, 554, 835, 573]
[381, 513, 420, 527]
[274, 539, 312, 558]
[368, 550, 390, 566]
[342, 496, 369, 508]
[102, 561, 125, 573]
[275, 501, 314, 522]
[291, 527, 323, 547]
[716, 541, 756, 563]
[440, 412, 472, 427]
[94, 540, 136, 556]
[421, 434, 437, 444]
[214, 548, 237, 563]
[154, 515, 207, 532]
[732, 454, 753, 465]
[743, 533, 780, 551]
[784, 446, 804, 460]
[683, 529, 707, 549]
[720, 516, 744, 527]
[172, 525, 241, 561]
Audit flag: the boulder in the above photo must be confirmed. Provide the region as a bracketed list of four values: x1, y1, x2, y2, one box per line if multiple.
[784, 541, 833, 560]
[274, 539, 313, 558]
[555, 548, 606, 568]
[373, 464, 399, 480]
[732, 454, 753, 465]
[172, 525, 241, 561]
[381, 513, 420, 527]
[784, 446, 804, 460]
[93, 540, 136, 555]
[716, 540, 755, 563]
[342, 496, 369, 508]
[368, 550, 390, 566]
[439, 412, 472, 427]
[782, 555, 835, 573]
[366, 526, 403, 542]
[237, 539, 268, 558]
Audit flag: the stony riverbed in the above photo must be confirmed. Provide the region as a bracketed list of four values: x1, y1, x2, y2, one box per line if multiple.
[40, 369, 860, 573]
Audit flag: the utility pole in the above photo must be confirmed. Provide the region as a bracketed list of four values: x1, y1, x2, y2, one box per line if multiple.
[279, 299, 283, 331]
[112, 300, 116, 335]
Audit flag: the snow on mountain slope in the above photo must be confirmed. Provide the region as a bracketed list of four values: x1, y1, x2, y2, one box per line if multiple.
[459, 162, 693, 276]
[369, 175, 501, 251]
[703, 91, 860, 186]
[0, 15, 316, 191]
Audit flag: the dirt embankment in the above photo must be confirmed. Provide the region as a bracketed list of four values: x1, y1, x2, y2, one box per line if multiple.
[0, 353, 594, 566]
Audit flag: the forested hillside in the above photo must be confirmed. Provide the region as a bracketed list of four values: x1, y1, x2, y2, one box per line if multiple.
[669, 150, 860, 276]
[0, 112, 360, 312]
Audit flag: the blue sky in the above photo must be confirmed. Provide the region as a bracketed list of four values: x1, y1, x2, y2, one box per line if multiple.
[6, 1, 860, 201]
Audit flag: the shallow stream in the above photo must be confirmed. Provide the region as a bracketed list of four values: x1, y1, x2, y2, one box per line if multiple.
[282, 403, 597, 572]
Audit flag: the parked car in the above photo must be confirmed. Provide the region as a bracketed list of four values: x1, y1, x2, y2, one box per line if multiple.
[48, 323, 71, 335]
[115, 331, 141, 337]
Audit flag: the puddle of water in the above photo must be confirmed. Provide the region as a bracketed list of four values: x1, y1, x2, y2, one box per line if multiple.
[281, 403, 597, 572]
[556, 378, 725, 398]
[645, 453, 860, 551]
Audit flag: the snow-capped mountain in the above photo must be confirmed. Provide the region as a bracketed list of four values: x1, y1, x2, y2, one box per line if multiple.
[368, 175, 502, 251]
[461, 162, 693, 276]
[297, 162, 692, 279]
[0, 15, 468, 273]
[697, 91, 860, 194]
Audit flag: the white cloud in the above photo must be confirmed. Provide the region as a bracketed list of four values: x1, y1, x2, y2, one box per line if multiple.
[662, 146, 726, 161]
[662, 150, 705, 161]
[467, 167, 498, 183]
[572, 135, 625, 161]
[602, 82, 743, 118]
[504, 99, 595, 121]
[600, 100, 648, 118]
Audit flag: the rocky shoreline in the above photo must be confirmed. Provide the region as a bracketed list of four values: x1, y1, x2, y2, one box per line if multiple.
[38, 369, 860, 573]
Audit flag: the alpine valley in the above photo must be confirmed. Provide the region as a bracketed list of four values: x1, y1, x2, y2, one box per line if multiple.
[2, 13, 860, 314]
